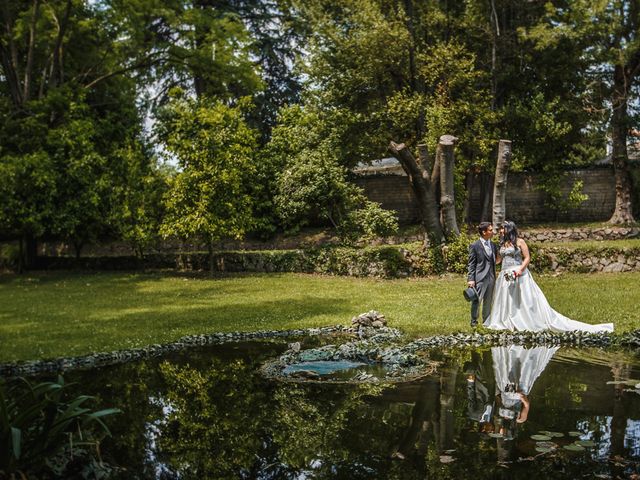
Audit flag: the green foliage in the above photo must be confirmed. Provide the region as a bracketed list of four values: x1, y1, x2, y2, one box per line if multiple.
[110, 141, 170, 257]
[537, 177, 590, 217]
[158, 95, 258, 244]
[46, 99, 113, 252]
[442, 231, 475, 275]
[271, 382, 386, 469]
[0, 0, 151, 262]
[0, 151, 57, 240]
[341, 200, 399, 243]
[106, 0, 264, 103]
[0, 375, 120, 477]
[0, 244, 20, 271]
[157, 359, 267, 477]
[269, 105, 398, 242]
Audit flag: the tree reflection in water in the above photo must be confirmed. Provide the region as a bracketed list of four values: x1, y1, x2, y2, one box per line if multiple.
[54, 341, 640, 479]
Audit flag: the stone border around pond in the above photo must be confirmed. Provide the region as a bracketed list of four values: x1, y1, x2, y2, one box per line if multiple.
[0, 326, 351, 378]
[3, 326, 640, 379]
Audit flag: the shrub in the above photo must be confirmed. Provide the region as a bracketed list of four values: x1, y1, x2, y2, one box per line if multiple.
[0, 375, 120, 478]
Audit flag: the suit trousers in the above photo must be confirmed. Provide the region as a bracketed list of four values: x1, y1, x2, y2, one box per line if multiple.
[471, 280, 494, 322]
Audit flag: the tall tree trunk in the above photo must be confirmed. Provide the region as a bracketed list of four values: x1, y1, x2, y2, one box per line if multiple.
[49, 0, 72, 90]
[609, 64, 636, 224]
[438, 365, 458, 452]
[437, 135, 459, 237]
[389, 141, 444, 244]
[23, 0, 40, 103]
[480, 172, 493, 222]
[0, 5, 23, 106]
[430, 146, 441, 203]
[393, 382, 436, 460]
[489, 0, 500, 111]
[402, 0, 425, 138]
[73, 239, 84, 259]
[492, 140, 512, 228]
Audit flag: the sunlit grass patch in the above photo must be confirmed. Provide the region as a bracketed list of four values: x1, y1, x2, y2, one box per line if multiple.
[0, 271, 638, 362]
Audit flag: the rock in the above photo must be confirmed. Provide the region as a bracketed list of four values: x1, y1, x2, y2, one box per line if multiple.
[603, 262, 625, 273]
[372, 320, 384, 328]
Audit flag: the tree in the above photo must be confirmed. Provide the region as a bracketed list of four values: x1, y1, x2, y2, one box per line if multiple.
[0, 0, 151, 266]
[289, 0, 499, 237]
[269, 105, 398, 241]
[491, 139, 512, 228]
[525, 0, 640, 224]
[158, 95, 257, 273]
[388, 141, 444, 244]
[104, 0, 264, 103]
[0, 152, 56, 272]
[110, 141, 170, 258]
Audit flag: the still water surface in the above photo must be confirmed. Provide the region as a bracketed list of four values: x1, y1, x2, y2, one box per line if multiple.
[58, 339, 640, 479]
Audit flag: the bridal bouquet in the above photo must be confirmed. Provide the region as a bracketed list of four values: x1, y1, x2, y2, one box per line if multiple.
[503, 270, 519, 283]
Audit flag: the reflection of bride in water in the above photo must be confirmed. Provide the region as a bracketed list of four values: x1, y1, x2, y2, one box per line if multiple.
[467, 345, 558, 455]
[491, 345, 558, 437]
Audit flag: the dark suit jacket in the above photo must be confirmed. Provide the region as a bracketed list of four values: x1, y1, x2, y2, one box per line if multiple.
[467, 239, 497, 292]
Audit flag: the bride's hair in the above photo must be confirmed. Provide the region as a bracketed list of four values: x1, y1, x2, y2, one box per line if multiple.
[501, 221, 518, 247]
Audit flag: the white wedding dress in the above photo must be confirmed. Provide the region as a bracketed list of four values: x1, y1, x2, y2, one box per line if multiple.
[492, 345, 558, 413]
[483, 246, 613, 333]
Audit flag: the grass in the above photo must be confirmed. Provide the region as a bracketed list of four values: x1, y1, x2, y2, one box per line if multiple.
[1, 271, 639, 363]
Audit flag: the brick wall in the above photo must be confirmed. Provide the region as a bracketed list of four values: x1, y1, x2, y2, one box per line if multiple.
[355, 168, 619, 225]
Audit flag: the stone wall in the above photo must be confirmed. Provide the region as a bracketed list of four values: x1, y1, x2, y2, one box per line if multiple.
[355, 168, 619, 225]
[353, 175, 421, 224]
[541, 248, 640, 274]
[519, 226, 640, 242]
[32, 241, 640, 277]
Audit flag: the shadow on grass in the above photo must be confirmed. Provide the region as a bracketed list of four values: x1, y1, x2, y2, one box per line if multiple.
[0, 292, 358, 362]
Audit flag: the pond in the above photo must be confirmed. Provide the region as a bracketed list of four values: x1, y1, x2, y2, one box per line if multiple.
[16, 339, 640, 479]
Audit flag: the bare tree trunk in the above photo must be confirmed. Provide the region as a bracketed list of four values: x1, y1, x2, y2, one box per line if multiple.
[389, 141, 444, 244]
[437, 135, 459, 237]
[417, 143, 431, 175]
[438, 365, 458, 452]
[609, 64, 636, 224]
[430, 146, 441, 202]
[480, 173, 493, 222]
[492, 139, 512, 228]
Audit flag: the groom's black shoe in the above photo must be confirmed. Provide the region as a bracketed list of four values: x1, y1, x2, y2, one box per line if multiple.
[470, 319, 478, 328]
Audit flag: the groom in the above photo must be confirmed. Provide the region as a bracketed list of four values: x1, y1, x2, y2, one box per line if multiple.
[467, 222, 498, 327]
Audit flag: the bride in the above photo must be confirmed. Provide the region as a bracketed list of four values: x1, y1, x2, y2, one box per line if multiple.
[483, 221, 613, 333]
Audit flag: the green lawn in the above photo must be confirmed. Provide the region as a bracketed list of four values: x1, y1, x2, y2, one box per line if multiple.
[1, 271, 639, 362]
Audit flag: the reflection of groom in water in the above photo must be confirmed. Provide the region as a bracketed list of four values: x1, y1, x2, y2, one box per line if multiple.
[467, 222, 498, 327]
